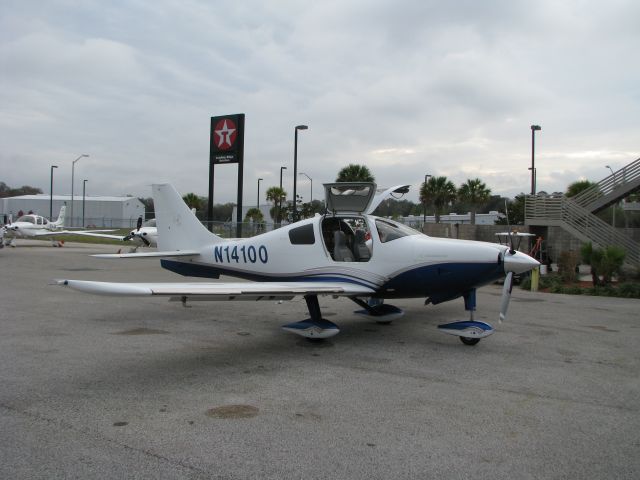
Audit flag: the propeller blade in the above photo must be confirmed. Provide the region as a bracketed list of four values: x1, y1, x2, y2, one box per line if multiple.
[140, 235, 151, 247]
[499, 271, 514, 323]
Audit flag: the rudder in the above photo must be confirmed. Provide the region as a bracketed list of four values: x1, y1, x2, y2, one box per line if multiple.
[152, 184, 221, 251]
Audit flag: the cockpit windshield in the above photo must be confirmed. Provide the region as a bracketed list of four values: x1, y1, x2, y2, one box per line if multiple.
[375, 219, 421, 243]
[16, 216, 36, 224]
[143, 219, 156, 227]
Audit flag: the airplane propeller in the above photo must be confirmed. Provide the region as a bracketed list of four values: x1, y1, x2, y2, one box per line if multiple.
[123, 231, 151, 246]
[499, 271, 514, 323]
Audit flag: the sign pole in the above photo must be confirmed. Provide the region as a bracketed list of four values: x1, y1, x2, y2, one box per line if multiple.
[208, 113, 245, 237]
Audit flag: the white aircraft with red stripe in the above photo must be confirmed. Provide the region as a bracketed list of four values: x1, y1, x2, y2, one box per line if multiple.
[58, 182, 539, 345]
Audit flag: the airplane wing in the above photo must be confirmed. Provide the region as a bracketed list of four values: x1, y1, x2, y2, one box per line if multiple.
[56, 279, 375, 300]
[63, 231, 125, 240]
[91, 250, 200, 258]
[30, 229, 116, 238]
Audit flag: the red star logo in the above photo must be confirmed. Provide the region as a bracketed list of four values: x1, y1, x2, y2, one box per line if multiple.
[214, 119, 237, 150]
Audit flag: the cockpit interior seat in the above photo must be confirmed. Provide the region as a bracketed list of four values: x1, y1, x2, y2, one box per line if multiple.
[333, 230, 354, 262]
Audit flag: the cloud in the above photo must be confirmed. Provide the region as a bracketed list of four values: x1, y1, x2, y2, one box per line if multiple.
[0, 0, 638, 206]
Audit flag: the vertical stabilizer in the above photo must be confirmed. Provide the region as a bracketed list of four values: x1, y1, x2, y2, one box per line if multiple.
[53, 205, 66, 227]
[152, 184, 221, 251]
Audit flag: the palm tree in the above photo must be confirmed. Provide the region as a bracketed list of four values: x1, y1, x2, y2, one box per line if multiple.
[458, 178, 492, 225]
[420, 176, 456, 224]
[335, 164, 375, 182]
[244, 207, 264, 234]
[182, 192, 203, 211]
[265, 186, 287, 223]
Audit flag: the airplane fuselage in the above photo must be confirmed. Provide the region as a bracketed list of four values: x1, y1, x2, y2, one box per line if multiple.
[161, 214, 509, 303]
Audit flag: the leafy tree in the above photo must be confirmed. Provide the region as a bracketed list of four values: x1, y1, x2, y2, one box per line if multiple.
[457, 178, 492, 225]
[298, 199, 325, 219]
[210, 202, 235, 222]
[495, 194, 526, 225]
[265, 186, 287, 222]
[566, 180, 596, 198]
[0, 183, 43, 197]
[335, 164, 375, 182]
[420, 176, 456, 223]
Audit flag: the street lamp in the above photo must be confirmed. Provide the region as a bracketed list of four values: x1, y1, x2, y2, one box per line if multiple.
[257, 178, 263, 210]
[71, 154, 89, 226]
[293, 125, 308, 221]
[82, 179, 88, 227]
[299, 172, 313, 204]
[529, 125, 541, 195]
[50, 165, 58, 221]
[422, 174, 432, 224]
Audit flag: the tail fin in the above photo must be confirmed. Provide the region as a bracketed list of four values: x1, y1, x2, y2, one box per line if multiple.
[152, 184, 221, 251]
[53, 205, 66, 227]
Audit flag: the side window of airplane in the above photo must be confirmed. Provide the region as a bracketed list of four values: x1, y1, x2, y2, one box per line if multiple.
[289, 224, 315, 245]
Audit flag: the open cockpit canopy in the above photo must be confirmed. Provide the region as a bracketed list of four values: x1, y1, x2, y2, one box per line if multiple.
[323, 182, 411, 215]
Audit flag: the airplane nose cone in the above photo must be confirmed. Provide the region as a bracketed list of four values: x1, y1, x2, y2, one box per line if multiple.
[504, 251, 540, 275]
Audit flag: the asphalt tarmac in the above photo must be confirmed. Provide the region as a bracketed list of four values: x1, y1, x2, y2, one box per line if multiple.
[1, 240, 638, 479]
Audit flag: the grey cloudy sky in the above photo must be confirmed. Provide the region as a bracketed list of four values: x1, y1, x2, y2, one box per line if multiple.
[1, 0, 638, 205]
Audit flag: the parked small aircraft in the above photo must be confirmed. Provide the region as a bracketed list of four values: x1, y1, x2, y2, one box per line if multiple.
[2, 206, 113, 247]
[72, 218, 158, 252]
[58, 183, 539, 345]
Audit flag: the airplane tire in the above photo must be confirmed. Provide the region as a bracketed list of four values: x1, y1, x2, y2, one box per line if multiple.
[460, 336, 480, 346]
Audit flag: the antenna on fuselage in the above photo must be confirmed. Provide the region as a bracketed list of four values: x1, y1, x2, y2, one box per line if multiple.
[504, 199, 516, 255]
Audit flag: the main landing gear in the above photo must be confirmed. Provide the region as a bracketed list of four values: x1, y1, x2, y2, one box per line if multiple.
[281, 295, 340, 339]
[281, 295, 404, 340]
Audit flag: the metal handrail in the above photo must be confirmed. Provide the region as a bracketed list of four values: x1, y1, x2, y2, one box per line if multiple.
[572, 157, 640, 208]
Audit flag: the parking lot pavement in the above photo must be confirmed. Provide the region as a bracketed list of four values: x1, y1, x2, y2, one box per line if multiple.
[1, 242, 639, 479]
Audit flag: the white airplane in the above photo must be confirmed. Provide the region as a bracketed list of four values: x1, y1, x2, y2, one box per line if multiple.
[72, 219, 158, 252]
[2, 206, 114, 247]
[58, 183, 539, 346]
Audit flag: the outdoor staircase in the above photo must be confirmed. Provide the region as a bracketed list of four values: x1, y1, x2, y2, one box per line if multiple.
[525, 157, 640, 268]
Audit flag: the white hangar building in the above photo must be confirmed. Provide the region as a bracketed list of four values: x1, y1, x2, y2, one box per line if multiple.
[1, 194, 145, 228]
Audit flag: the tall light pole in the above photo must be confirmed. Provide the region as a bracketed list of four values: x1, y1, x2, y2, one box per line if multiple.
[82, 179, 88, 227]
[422, 174, 432, 224]
[279, 166, 287, 225]
[293, 125, 308, 221]
[606, 165, 615, 228]
[299, 172, 313, 204]
[50, 165, 58, 221]
[70, 154, 89, 226]
[257, 178, 263, 210]
[529, 125, 541, 195]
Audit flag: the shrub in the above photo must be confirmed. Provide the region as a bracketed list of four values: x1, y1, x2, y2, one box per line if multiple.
[617, 283, 640, 298]
[580, 242, 626, 286]
[557, 251, 579, 283]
